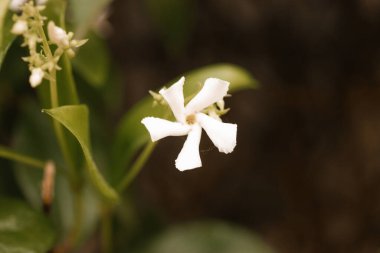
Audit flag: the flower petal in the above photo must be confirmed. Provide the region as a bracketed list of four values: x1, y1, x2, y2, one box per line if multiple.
[48, 21, 69, 48]
[141, 117, 190, 142]
[11, 20, 28, 35]
[175, 124, 202, 171]
[159, 77, 185, 123]
[29, 68, 44, 88]
[185, 78, 229, 114]
[197, 113, 237, 154]
[9, 0, 27, 11]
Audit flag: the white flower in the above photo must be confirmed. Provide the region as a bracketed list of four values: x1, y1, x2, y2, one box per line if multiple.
[11, 19, 28, 35]
[141, 77, 237, 171]
[9, 0, 27, 11]
[29, 68, 44, 87]
[9, 0, 46, 11]
[47, 21, 70, 48]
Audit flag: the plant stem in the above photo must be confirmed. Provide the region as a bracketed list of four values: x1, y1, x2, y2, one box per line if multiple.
[67, 188, 84, 245]
[36, 13, 77, 183]
[117, 142, 156, 192]
[101, 205, 112, 253]
[62, 54, 79, 104]
[0, 145, 45, 169]
[35, 9, 84, 251]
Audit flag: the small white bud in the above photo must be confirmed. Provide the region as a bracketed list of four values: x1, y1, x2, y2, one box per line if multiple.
[11, 19, 28, 35]
[9, 0, 27, 11]
[48, 21, 69, 48]
[29, 68, 44, 88]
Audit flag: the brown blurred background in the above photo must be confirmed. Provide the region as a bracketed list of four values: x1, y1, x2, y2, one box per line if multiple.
[108, 1, 380, 253]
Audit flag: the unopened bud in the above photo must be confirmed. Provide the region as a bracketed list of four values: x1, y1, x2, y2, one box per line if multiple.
[41, 160, 55, 214]
[9, 0, 27, 11]
[66, 48, 75, 58]
[48, 21, 69, 48]
[11, 19, 28, 35]
[149, 90, 166, 105]
[29, 68, 44, 88]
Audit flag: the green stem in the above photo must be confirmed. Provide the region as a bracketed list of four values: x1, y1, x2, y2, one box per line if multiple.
[35, 9, 85, 251]
[67, 188, 84, 244]
[117, 142, 156, 192]
[0, 145, 45, 169]
[101, 205, 112, 253]
[36, 13, 77, 183]
[62, 54, 79, 104]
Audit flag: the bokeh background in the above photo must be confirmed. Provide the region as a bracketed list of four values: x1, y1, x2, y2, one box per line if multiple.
[107, 0, 380, 253]
[1, 0, 380, 253]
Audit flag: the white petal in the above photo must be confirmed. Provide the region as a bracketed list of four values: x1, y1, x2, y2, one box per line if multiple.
[185, 78, 229, 114]
[48, 21, 69, 48]
[197, 113, 237, 154]
[29, 68, 44, 88]
[9, 0, 27, 11]
[159, 77, 185, 123]
[141, 117, 190, 142]
[11, 20, 28, 35]
[175, 124, 202, 171]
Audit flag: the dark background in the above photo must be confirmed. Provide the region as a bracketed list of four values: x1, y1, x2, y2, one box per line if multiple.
[108, 1, 380, 253]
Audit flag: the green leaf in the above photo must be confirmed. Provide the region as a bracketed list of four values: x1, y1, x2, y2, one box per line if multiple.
[43, 105, 119, 202]
[12, 100, 100, 242]
[136, 221, 274, 253]
[0, 0, 16, 69]
[111, 64, 257, 184]
[73, 32, 110, 87]
[0, 197, 56, 253]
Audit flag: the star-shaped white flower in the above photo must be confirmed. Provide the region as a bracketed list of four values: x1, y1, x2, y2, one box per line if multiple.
[141, 77, 237, 171]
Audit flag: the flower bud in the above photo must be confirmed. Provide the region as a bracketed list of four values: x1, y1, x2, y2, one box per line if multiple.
[48, 21, 69, 48]
[9, 0, 27, 11]
[41, 160, 55, 214]
[11, 19, 28, 35]
[29, 68, 44, 88]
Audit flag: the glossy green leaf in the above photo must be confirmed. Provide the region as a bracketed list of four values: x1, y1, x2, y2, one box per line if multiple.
[13, 100, 99, 242]
[0, 197, 56, 253]
[0, 0, 16, 69]
[111, 64, 257, 184]
[73, 32, 110, 87]
[43, 105, 119, 202]
[137, 221, 274, 253]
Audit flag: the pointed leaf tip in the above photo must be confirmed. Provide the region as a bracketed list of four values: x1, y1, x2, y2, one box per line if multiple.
[43, 105, 119, 202]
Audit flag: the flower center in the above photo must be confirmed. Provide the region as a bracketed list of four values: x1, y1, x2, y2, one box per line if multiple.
[186, 114, 196, 125]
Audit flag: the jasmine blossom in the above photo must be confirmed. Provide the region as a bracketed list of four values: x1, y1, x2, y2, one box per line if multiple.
[141, 77, 237, 171]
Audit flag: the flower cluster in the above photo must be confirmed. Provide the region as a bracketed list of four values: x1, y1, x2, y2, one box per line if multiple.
[142, 77, 237, 171]
[10, 0, 86, 88]
[9, 0, 46, 12]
